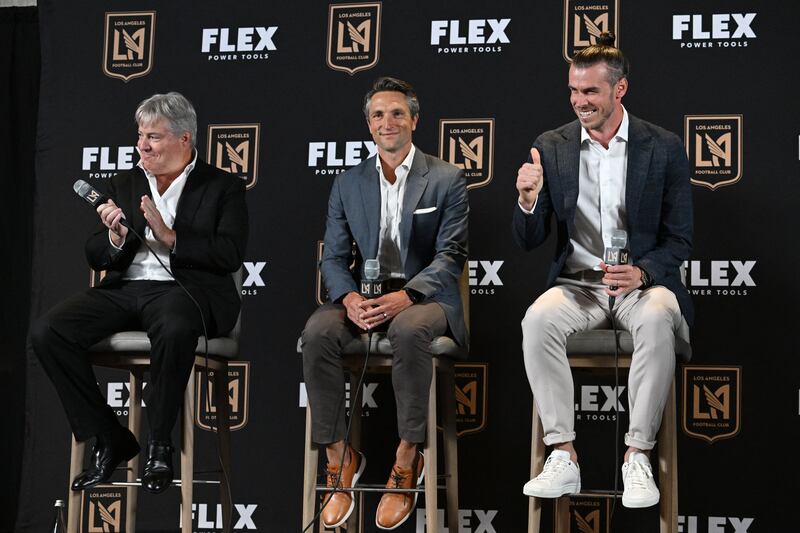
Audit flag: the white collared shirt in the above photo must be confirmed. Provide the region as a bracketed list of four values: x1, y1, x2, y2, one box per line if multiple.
[374, 144, 416, 279]
[566, 107, 629, 272]
[119, 150, 197, 281]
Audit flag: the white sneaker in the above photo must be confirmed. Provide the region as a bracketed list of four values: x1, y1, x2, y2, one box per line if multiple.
[523, 450, 581, 498]
[621, 452, 660, 508]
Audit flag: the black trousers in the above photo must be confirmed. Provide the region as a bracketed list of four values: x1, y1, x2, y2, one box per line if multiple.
[301, 301, 447, 445]
[31, 280, 210, 442]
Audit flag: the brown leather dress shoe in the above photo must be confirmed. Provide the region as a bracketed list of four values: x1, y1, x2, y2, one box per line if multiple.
[375, 452, 424, 530]
[321, 445, 365, 529]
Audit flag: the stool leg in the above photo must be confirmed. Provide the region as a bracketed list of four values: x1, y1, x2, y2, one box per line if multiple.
[346, 367, 363, 532]
[554, 497, 570, 533]
[658, 379, 678, 533]
[302, 405, 318, 530]
[439, 361, 459, 533]
[424, 360, 438, 533]
[213, 363, 233, 533]
[67, 436, 85, 533]
[126, 368, 144, 533]
[527, 399, 545, 533]
[181, 369, 195, 533]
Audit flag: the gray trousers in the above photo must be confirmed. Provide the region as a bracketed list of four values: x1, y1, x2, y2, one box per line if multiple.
[521, 283, 684, 450]
[301, 301, 447, 445]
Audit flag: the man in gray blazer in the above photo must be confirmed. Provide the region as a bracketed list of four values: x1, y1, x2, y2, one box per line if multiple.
[302, 77, 468, 530]
[514, 34, 692, 508]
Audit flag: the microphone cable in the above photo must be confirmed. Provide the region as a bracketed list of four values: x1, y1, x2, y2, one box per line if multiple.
[607, 294, 621, 525]
[302, 327, 373, 533]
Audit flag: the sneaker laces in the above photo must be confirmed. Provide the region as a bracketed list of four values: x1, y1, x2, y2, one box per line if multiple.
[536, 455, 571, 481]
[624, 460, 653, 490]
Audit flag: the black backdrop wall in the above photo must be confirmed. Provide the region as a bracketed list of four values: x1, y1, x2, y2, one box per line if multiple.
[15, 1, 800, 532]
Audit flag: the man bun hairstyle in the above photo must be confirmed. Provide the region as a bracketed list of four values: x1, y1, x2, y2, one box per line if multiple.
[571, 31, 629, 86]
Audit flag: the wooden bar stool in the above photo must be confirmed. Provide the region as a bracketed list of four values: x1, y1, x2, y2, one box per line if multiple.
[527, 327, 691, 533]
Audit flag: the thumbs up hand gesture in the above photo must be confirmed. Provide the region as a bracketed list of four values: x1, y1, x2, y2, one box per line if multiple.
[516, 147, 544, 211]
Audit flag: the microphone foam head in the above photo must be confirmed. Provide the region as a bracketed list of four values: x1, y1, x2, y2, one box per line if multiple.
[364, 259, 380, 281]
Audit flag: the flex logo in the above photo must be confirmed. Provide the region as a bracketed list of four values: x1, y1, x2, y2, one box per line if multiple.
[468, 260, 503, 295]
[181, 503, 257, 530]
[678, 515, 753, 533]
[298, 381, 379, 412]
[82, 147, 136, 178]
[307, 141, 377, 175]
[415, 509, 498, 532]
[684, 260, 756, 296]
[575, 385, 626, 422]
[672, 14, 756, 48]
[105, 381, 147, 415]
[201, 27, 277, 61]
[430, 19, 510, 54]
[242, 261, 266, 296]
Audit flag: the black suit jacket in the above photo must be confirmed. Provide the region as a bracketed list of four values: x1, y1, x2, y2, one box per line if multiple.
[513, 114, 694, 325]
[85, 159, 248, 335]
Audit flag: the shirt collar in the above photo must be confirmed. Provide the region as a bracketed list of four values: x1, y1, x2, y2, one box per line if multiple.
[374, 144, 416, 177]
[137, 148, 198, 180]
[581, 106, 629, 145]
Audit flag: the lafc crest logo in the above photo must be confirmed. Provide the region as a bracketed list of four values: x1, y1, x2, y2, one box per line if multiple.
[685, 115, 743, 190]
[682, 365, 741, 444]
[563, 0, 619, 62]
[103, 11, 156, 82]
[81, 489, 124, 532]
[195, 361, 251, 432]
[207, 124, 260, 190]
[438, 119, 495, 190]
[438, 363, 488, 436]
[558, 498, 610, 533]
[326, 2, 382, 75]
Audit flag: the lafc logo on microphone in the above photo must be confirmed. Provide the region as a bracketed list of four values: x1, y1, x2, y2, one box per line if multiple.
[326, 2, 382, 75]
[103, 11, 156, 82]
[207, 124, 260, 190]
[685, 115, 743, 190]
[563, 0, 619, 62]
[438, 119, 495, 190]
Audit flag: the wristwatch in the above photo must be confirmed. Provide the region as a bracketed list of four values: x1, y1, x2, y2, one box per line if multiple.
[638, 266, 654, 288]
[404, 288, 424, 304]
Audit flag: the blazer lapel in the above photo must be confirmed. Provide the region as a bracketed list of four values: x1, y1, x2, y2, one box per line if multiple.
[359, 161, 381, 259]
[555, 122, 581, 216]
[625, 116, 653, 225]
[175, 161, 211, 229]
[399, 151, 429, 265]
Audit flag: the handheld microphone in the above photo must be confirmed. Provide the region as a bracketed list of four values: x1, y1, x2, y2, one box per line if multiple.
[73, 179, 132, 228]
[604, 229, 629, 309]
[360, 259, 383, 298]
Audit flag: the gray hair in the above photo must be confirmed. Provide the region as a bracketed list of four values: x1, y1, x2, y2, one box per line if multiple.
[135, 92, 197, 147]
[363, 77, 420, 120]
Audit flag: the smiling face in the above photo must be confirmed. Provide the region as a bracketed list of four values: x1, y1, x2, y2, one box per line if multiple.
[136, 117, 192, 177]
[366, 90, 418, 157]
[568, 62, 627, 138]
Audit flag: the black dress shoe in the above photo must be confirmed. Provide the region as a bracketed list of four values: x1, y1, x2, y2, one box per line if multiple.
[142, 441, 174, 494]
[71, 428, 140, 491]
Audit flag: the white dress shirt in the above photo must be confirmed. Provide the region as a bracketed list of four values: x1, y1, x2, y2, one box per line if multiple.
[114, 150, 197, 281]
[375, 144, 416, 279]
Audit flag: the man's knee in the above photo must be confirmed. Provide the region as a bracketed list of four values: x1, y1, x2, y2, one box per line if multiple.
[387, 311, 432, 352]
[148, 315, 200, 343]
[521, 297, 562, 339]
[632, 288, 680, 331]
[301, 305, 348, 352]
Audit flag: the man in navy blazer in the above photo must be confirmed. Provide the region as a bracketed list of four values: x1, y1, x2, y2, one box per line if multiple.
[514, 35, 692, 509]
[302, 77, 468, 530]
[32, 92, 247, 494]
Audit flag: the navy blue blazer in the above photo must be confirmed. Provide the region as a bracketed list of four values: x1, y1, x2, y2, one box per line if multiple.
[320, 149, 469, 346]
[513, 114, 694, 325]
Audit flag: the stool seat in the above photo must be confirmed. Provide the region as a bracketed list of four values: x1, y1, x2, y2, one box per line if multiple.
[565, 330, 692, 361]
[90, 331, 239, 359]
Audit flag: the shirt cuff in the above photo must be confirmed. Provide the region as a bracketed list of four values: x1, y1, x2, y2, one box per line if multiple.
[518, 198, 538, 215]
[108, 231, 125, 252]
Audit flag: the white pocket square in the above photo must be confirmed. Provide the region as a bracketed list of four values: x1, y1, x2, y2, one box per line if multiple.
[413, 206, 437, 215]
